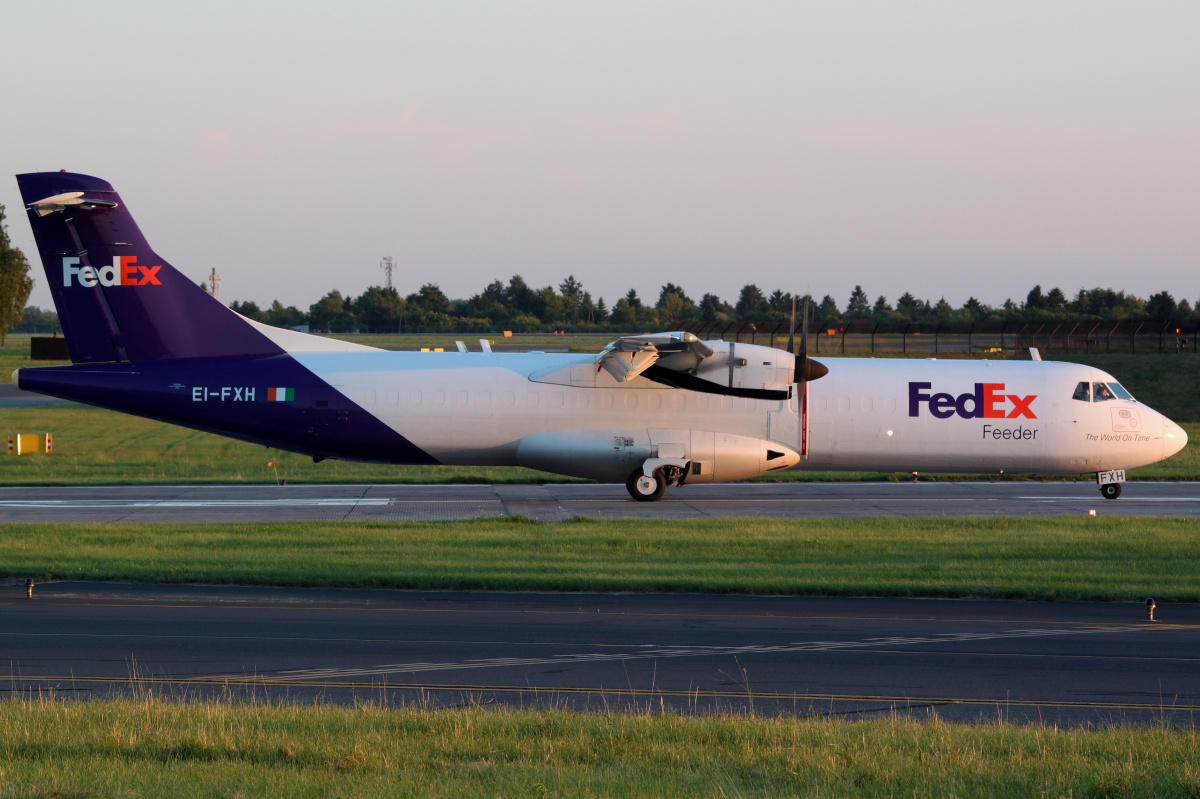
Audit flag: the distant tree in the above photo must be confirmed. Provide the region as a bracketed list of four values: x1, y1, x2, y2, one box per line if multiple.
[962, 297, 985, 318]
[505, 276, 539, 315]
[845, 285, 870, 317]
[559, 275, 582, 300]
[932, 297, 954, 318]
[767, 289, 793, 317]
[406, 283, 450, 316]
[872, 295, 892, 316]
[816, 294, 841, 322]
[657, 292, 693, 327]
[896, 292, 921, 319]
[594, 296, 609, 324]
[734, 284, 769, 318]
[263, 299, 307, 328]
[354, 286, 405, 330]
[610, 297, 637, 326]
[229, 300, 265, 321]
[1025, 285, 1045, 311]
[1044, 287, 1067, 312]
[17, 306, 60, 334]
[0, 205, 33, 345]
[308, 290, 346, 331]
[657, 283, 692, 308]
[624, 288, 642, 310]
[699, 293, 730, 322]
[1147, 291, 1177, 320]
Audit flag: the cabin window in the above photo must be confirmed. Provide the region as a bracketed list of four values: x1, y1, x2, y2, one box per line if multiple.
[1072, 382, 1090, 402]
[1092, 382, 1117, 402]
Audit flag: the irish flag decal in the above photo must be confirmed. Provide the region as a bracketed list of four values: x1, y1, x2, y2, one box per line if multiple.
[267, 387, 294, 402]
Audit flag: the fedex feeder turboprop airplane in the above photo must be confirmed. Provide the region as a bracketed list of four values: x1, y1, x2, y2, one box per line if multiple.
[12, 171, 1188, 501]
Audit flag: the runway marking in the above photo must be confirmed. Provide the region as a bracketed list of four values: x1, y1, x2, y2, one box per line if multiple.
[229, 623, 1159, 683]
[0, 499, 492, 509]
[1019, 497, 1200, 502]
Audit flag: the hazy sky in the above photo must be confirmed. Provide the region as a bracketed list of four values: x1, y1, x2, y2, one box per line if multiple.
[3, 1, 1197, 313]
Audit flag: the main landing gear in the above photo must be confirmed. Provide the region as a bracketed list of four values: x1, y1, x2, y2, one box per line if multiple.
[625, 462, 689, 502]
[1100, 482, 1122, 500]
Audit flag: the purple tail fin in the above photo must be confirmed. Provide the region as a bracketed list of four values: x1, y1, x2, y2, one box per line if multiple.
[16, 171, 282, 363]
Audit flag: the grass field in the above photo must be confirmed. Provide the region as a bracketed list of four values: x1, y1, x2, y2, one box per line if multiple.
[4, 516, 1198, 601]
[0, 698, 1196, 798]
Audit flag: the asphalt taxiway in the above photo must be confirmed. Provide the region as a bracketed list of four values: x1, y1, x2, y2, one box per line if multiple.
[0, 481, 1196, 522]
[3, 583, 1195, 726]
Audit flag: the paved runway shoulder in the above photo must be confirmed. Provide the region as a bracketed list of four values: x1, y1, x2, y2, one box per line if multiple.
[3, 582, 1196, 726]
[0, 481, 1197, 522]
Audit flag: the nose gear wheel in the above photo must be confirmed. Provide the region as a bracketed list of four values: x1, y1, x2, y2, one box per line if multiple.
[626, 467, 667, 502]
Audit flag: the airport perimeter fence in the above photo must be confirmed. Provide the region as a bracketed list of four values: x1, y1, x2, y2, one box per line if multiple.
[669, 319, 1200, 357]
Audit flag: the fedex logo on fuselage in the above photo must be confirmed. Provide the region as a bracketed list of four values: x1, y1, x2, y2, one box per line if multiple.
[909, 382, 1037, 420]
[62, 256, 161, 287]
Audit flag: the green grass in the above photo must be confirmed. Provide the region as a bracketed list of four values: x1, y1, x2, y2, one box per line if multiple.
[0, 335, 69, 379]
[0, 698, 1196, 797]
[6, 516, 1200, 601]
[1053, 353, 1200, 423]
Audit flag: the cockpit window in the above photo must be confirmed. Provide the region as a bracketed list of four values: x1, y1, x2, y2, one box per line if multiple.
[1093, 382, 1117, 402]
[1072, 381, 1090, 402]
[1109, 382, 1134, 400]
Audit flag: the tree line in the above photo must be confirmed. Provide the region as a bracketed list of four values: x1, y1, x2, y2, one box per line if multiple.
[12, 276, 1200, 337]
[219, 278, 1199, 334]
[1, 196, 1195, 337]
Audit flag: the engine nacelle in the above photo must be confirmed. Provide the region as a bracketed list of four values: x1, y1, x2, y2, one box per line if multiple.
[515, 428, 799, 483]
[657, 341, 795, 396]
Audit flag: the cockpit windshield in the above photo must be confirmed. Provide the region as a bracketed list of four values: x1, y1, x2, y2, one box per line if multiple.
[1073, 381, 1135, 402]
[1091, 382, 1135, 402]
[1109, 382, 1134, 400]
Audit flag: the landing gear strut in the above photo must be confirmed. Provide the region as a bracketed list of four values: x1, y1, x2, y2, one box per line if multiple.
[1100, 482, 1122, 500]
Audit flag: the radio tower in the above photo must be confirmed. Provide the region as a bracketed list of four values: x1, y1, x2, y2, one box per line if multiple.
[208, 267, 221, 300]
[380, 256, 396, 291]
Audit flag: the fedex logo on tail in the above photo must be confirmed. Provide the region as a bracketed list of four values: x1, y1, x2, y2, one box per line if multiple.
[909, 382, 1037, 420]
[62, 256, 161, 287]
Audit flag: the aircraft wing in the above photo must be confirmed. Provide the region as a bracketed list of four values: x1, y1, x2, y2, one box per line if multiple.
[595, 332, 714, 382]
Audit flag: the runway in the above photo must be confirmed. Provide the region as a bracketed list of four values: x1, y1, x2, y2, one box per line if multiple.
[0, 480, 1197, 522]
[4, 583, 1195, 726]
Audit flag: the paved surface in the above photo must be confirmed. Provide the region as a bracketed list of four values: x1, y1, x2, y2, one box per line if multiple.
[3, 583, 1195, 725]
[0, 383, 67, 408]
[0, 481, 1197, 522]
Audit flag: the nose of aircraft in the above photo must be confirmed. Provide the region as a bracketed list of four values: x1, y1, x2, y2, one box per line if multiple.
[1164, 417, 1188, 460]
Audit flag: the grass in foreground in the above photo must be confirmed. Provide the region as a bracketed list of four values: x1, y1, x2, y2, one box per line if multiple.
[2, 403, 1196, 484]
[0, 698, 1196, 798]
[5, 516, 1199, 601]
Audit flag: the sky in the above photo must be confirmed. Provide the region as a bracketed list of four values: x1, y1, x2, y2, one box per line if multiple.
[2, 1, 1197, 313]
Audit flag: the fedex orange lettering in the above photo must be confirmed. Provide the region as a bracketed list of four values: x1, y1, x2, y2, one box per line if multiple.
[62, 256, 162, 287]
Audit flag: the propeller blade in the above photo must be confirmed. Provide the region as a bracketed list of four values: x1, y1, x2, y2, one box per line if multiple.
[786, 294, 796, 355]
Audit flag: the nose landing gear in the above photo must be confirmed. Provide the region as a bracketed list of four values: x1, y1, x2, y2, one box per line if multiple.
[1100, 482, 1122, 500]
[625, 460, 690, 502]
[627, 468, 667, 502]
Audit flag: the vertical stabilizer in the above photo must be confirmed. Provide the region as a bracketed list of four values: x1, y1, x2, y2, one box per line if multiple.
[16, 171, 283, 363]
